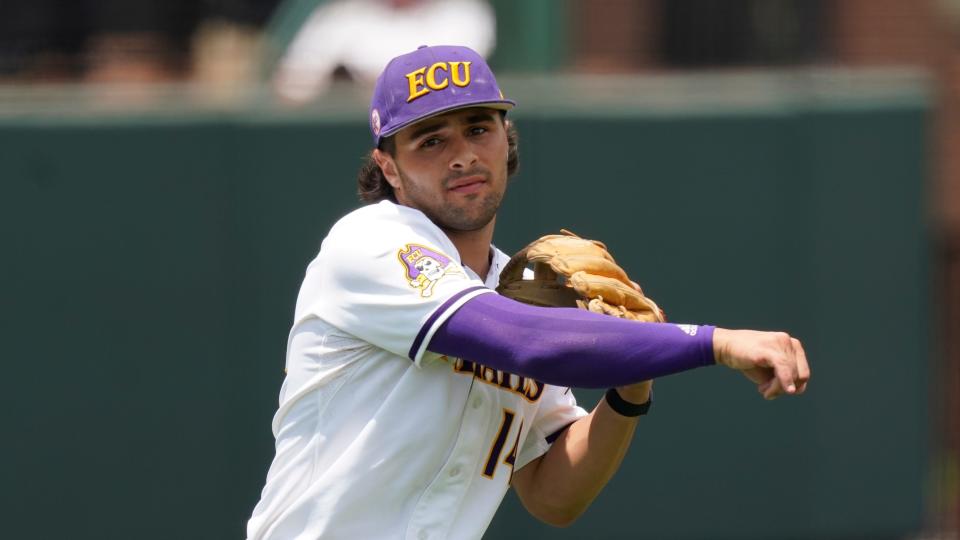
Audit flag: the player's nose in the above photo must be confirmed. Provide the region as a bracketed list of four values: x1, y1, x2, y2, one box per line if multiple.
[447, 134, 478, 170]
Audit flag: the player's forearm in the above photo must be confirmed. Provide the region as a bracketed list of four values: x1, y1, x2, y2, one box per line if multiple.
[429, 292, 714, 387]
[515, 383, 650, 526]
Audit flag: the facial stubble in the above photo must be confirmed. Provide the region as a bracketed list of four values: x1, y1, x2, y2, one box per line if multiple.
[395, 166, 505, 232]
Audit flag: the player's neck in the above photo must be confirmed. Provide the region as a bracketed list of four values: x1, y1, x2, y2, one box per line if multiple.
[444, 217, 496, 280]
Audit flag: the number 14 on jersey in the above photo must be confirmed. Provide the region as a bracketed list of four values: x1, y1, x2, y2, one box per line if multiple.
[483, 408, 523, 479]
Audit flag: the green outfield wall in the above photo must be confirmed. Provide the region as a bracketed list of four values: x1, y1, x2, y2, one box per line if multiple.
[0, 73, 930, 539]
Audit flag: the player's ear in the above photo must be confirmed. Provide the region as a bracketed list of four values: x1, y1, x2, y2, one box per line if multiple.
[373, 149, 402, 189]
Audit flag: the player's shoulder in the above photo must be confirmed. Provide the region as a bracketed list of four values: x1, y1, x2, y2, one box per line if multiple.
[328, 200, 435, 238]
[319, 200, 459, 264]
[330, 200, 433, 232]
[330, 200, 402, 231]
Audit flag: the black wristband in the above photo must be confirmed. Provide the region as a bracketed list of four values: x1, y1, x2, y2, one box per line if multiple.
[604, 388, 652, 417]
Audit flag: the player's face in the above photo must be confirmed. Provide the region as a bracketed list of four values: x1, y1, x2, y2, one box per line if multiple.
[380, 108, 509, 232]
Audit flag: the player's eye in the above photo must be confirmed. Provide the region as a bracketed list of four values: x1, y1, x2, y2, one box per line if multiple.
[419, 136, 442, 148]
[468, 126, 488, 136]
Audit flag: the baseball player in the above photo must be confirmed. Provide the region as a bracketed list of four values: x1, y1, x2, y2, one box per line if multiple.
[246, 45, 810, 540]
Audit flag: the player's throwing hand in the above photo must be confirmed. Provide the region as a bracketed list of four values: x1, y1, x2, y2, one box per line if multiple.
[712, 329, 811, 400]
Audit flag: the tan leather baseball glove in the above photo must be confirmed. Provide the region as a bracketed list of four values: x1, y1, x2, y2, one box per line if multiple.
[496, 230, 666, 322]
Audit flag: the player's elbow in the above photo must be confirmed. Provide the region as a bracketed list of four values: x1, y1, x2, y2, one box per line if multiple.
[528, 501, 589, 528]
[514, 457, 593, 528]
[534, 506, 586, 528]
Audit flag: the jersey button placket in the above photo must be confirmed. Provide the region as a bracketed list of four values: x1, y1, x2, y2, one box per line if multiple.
[407, 385, 493, 539]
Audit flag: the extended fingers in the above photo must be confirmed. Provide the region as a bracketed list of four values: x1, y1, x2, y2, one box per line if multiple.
[792, 338, 810, 394]
[742, 366, 771, 386]
[770, 353, 797, 395]
[763, 335, 810, 399]
[759, 378, 781, 400]
[723, 328, 810, 400]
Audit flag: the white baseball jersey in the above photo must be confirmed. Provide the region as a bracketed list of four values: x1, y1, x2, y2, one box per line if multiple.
[247, 200, 588, 540]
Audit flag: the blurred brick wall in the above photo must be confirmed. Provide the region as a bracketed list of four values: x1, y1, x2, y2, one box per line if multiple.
[830, 0, 938, 65]
[570, 0, 660, 71]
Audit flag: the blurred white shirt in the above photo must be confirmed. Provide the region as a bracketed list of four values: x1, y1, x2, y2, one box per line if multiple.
[274, 0, 496, 103]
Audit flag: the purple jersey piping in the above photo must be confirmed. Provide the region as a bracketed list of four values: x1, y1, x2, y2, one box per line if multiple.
[545, 421, 575, 444]
[408, 285, 489, 361]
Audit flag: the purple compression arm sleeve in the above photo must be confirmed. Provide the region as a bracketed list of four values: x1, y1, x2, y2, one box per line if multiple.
[428, 292, 716, 388]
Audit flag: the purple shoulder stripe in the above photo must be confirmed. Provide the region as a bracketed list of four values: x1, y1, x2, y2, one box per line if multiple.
[408, 285, 489, 361]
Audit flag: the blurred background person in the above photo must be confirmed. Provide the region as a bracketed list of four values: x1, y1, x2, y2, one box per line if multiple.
[270, 0, 495, 104]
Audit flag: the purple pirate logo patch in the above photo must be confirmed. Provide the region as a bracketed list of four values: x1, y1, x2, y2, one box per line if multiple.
[397, 244, 462, 297]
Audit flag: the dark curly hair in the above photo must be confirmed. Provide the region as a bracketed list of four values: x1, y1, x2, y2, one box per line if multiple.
[357, 118, 519, 203]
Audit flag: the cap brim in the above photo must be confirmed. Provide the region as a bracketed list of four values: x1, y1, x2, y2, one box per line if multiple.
[378, 99, 516, 142]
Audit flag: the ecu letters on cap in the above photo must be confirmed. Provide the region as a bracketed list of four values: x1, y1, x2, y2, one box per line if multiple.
[406, 61, 472, 102]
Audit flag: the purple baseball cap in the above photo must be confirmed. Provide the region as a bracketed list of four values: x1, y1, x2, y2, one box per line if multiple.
[369, 45, 516, 147]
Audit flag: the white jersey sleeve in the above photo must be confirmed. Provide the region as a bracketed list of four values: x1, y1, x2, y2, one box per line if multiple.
[295, 200, 496, 365]
[515, 385, 588, 471]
